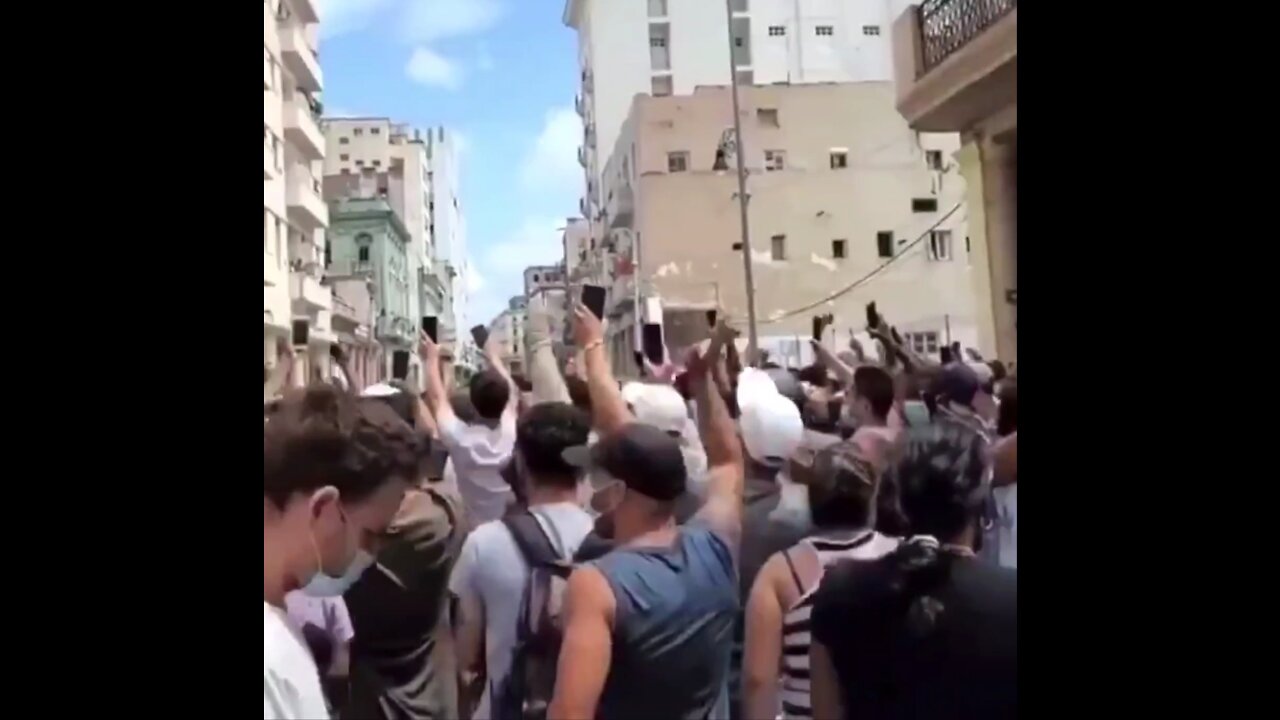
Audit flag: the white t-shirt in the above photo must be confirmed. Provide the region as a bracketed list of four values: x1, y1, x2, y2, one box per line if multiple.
[438, 414, 517, 527]
[264, 601, 330, 720]
[448, 503, 595, 720]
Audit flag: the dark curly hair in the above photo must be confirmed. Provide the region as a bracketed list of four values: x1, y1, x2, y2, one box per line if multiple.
[888, 424, 989, 541]
[516, 402, 591, 489]
[264, 383, 424, 508]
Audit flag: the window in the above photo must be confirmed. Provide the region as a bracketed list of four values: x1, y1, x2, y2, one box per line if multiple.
[264, 210, 272, 253]
[928, 230, 953, 261]
[734, 36, 744, 47]
[667, 151, 689, 172]
[651, 75, 673, 96]
[735, 70, 754, 86]
[926, 150, 944, 170]
[832, 239, 847, 259]
[768, 25, 786, 36]
[339, 154, 349, 161]
[358, 246, 370, 262]
[757, 109, 779, 127]
[771, 235, 786, 261]
[966, 236, 971, 254]
[648, 0, 668, 17]
[912, 198, 938, 212]
[830, 151, 848, 169]
[372, 160, 382, 167]
[815, 25, 834, 36]
[876, 231, 894, 258]
[353, 128, 364, 136]
[731, 0, 748, 11]
[863, 25, 881, 36]
[355, 159, 365, 166]
[649, 36, 667, 48]
[908, 331, 940, 355]
[765, 150, 786, 171]
[371, 127, 381, 135]
[339, 137, 350, 145]
[341, 168, 351, 175]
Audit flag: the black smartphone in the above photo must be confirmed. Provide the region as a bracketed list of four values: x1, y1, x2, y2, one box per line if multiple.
[642, 323, 664, 365]
[392, 350, 410, 380]
[865, 302, 880, 330]
[812, 316, 825, 342]
[470, 324, 489, 349]
[292, 320, 309, 347]
[582, 284, 607, 320]
[706, 309, 718, 328]
[939, 347, 954, 364]
[633, 351, 645, 370]
[422, 316, 438, 343]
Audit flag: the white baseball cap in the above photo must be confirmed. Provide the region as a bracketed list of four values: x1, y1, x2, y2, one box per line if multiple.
[622, 382, 688, 436]
[739, 385, 804, 466]
[360, 382, 401, 398]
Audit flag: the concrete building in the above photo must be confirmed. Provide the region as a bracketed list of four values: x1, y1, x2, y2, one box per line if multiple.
[591, 81, 976, 369]
[424, 128, 470, 359]
[326, 196, 418, 384]
[490, 306, 527, 376]
[265, 0, 333, 384]
[564, 217, 594, 282]
[564, 0, 916, 230]
[330, 277, 383, 388]
[524, 264, 566, 299]
[892, 0, 1016, 361]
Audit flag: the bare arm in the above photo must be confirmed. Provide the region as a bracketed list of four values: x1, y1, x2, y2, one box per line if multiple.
[330, 346, 361, 395]
[809, 640, 845, 720]
[527, 300, 571, 405]
[743, 557, 787, 720]
[421, 332, 457, 429]
[991, 431, 1017, 487]
[811, 339, 855, 388]
[548, 567, 616, 720]
[264, 341, 295, 401]
[692, 326, 746, 547]
[481, 331, 521, 419]
[572, 303, 634, 435]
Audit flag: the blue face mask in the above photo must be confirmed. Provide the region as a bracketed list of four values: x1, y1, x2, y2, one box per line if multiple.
[301, 507, 375, 598]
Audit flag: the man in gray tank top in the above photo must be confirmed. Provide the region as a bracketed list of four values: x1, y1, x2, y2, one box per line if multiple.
[550, 310, 745, 720]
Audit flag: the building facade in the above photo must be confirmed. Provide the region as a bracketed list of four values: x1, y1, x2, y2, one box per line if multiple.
[327, 197, 418, 385]
[265, 0, 332, 385]
[892, 0, 1016, 361]
[585, 82, 977, 368]
[564, 0, 917, 231]
[490, 305, 528, 377]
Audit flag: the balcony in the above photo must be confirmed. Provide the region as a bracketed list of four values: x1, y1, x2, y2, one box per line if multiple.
[893, 0, 1016, 133]
[264, 133, 277, 180]
[286, 168, 328, 230]
[284, 94, 324, 160]
[578, 146, 588, 168]
[575, 93, 584, 117]
[280, 21, 322, 92]
[376, 315, 416, 346]
[607, 185, 635, 230]
[291, 271, 331, 312]
[277, 0, 319, 24]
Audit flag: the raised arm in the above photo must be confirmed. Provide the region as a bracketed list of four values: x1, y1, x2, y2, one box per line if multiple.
[329, 345, 361, 395]
[810, 338, 855, 388]
[692, 324, 746, 546]
[421, 331, 457, 430]
[527, 298, 571, 405]
[482, 329, 520, 418]
[572, 303, 633, 435]
[264, 340, 295, 401]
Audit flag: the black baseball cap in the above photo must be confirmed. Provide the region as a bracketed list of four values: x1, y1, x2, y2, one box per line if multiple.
[563, 423, 687, 501]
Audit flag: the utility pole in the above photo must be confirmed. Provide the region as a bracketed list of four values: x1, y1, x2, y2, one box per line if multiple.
[723, 0, 760, 361]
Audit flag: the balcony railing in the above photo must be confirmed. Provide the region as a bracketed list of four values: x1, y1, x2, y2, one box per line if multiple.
[919, 0, 1017, 72]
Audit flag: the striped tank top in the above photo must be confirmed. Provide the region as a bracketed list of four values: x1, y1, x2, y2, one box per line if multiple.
[777, 531, 899, 720]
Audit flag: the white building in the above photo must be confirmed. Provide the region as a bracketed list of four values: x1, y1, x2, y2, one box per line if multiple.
[265, 0, 333, 384]
[424, 128, 470, 354]
[564, 0, 916, 224]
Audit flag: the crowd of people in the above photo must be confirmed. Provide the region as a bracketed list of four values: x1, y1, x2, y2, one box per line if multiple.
[264, 298, 1018, 720]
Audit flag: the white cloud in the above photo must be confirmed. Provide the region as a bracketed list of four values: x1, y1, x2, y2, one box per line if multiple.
[398, 0, 504, 44]
[465, 264, 486, 293]
[316, 0, 396, 38]
[452, 129, 471, 157]
[470, 217, 566, 325]
[405, 47, 463, 89]
[519, 107, 584, 197]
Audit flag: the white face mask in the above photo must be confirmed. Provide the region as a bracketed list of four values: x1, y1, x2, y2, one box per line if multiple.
[301, 505, 375, 598]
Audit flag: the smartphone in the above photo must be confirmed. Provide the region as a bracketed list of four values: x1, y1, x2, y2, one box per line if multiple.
[865, 302, 880, 330]
[392, 350, 410, 380]
[470, 324, 490, 349]
[642, 323, 664, 365]
[292, 320, 309, 347]
[633, 350, 646, 371]
[582, 284, 607, 320]
[422, 316, 439, 343]
[939, 347, 954, 364]
[706, 309, 718, 328]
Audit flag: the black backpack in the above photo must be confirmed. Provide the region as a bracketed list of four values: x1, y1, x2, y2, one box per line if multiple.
[494, 511, 611, 720]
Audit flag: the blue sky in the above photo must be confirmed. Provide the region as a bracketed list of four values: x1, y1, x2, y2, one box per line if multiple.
[317, 0, 583, 326]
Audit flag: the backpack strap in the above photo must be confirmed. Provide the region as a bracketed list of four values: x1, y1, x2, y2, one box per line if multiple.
[502, 511, 562, 569]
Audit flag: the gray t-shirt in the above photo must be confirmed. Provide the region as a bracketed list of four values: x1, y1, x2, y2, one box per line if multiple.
[448, 502, 595, 720]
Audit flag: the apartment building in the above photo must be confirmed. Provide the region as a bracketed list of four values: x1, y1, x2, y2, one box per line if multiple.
[564, 0, 916, 231]
[490, 304, 527, 376]
[326, 196, 418, 385]
[892, 0, 1016, 361]
[564, 217, 593, 281]
[589, 81, 978, 368]
[265, 0, 332, 383]
[330, 278, 383, 388]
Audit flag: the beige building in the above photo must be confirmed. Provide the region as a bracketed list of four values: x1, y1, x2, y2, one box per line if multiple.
[587, 81, 977, 369]
[264, 0, 333, 384]
[490, 306, 527, 377]
[892, 0, 1016, 361]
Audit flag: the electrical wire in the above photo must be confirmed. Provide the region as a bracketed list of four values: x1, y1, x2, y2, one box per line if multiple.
[757, 202, 964, 324]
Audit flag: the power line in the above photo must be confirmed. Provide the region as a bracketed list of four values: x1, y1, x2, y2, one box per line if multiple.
[758, 202, 964, 324]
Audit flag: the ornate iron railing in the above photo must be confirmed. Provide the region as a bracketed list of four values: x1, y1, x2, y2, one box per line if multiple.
[919, 0, 1017, 72]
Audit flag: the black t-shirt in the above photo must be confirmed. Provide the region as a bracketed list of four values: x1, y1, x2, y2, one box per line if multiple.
[811, 554, 1017, 720]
